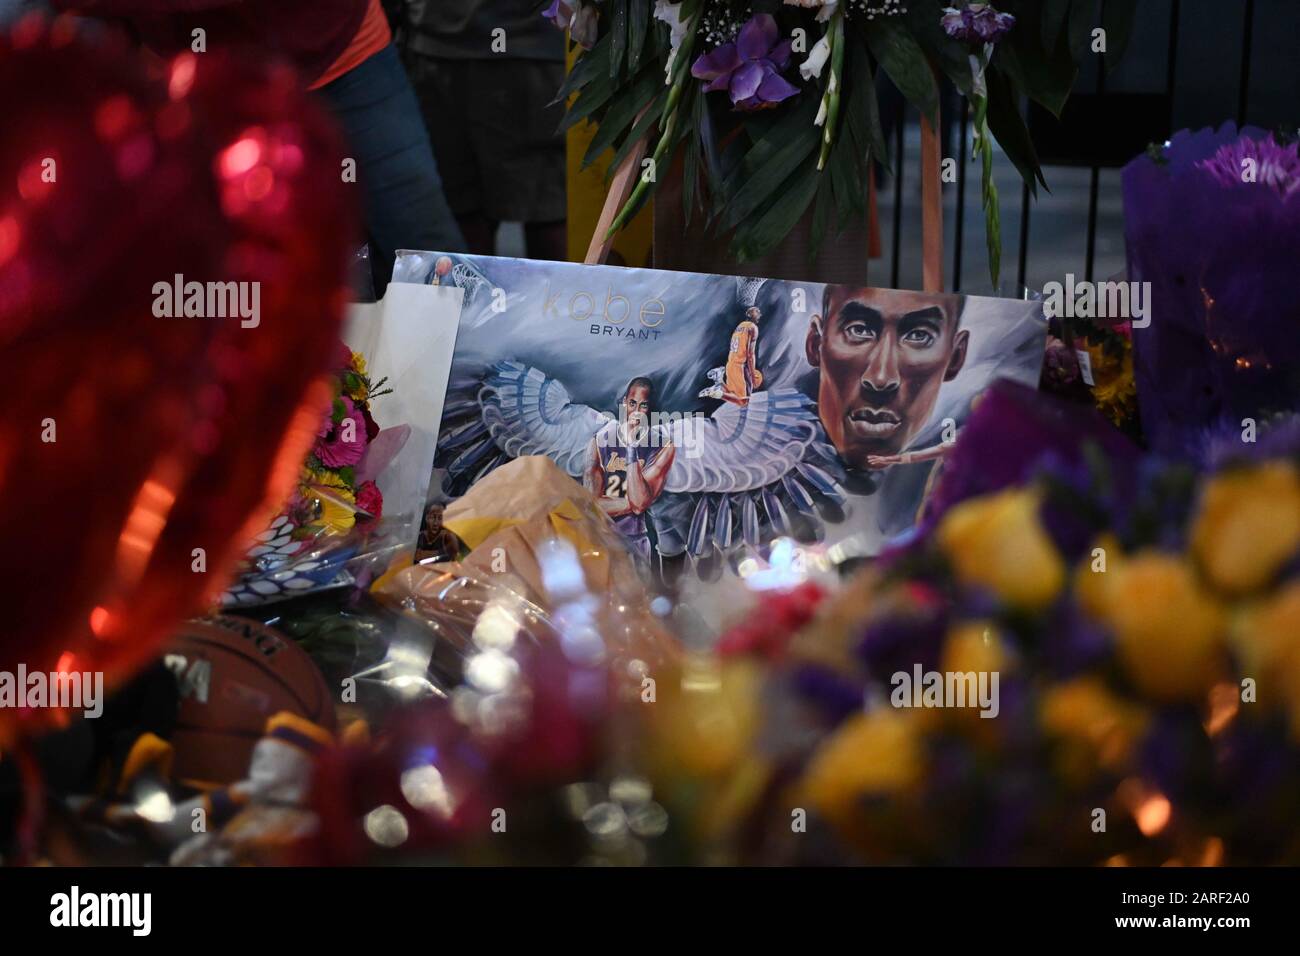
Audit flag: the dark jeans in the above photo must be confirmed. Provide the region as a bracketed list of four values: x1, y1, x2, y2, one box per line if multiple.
[316, 43, 465, 297]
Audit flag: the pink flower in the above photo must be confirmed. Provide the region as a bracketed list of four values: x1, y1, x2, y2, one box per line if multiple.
[355, 480, 383, 524]
[315, 395, 367, 467]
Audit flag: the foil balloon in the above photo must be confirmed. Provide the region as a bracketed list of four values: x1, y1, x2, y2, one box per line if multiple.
[0, 19, 359, 743]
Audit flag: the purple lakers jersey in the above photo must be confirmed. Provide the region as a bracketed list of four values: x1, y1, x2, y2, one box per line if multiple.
[594, 419, 659, 539]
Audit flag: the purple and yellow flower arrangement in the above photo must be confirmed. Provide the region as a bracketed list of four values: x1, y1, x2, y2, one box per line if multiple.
[642, 381, 1300, 865]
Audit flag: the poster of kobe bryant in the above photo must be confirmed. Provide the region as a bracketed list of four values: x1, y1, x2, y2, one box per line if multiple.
[393, 251, 1046, 601]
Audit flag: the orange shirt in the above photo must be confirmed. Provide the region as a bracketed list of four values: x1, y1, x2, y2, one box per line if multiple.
[310, 0, 392, 90]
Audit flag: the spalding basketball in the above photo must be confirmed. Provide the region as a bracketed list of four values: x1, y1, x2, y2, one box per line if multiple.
[163, 616, 336, 786]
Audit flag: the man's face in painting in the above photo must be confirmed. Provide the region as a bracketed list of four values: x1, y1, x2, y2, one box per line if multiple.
[425, 503, 444, 534]
[806, 287, 969, 468]
[622, 382, 652, 433]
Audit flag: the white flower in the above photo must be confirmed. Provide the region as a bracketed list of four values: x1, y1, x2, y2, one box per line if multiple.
[784, 0, 840, 22]
[814, 71, 837, 126]
[800, 33, 832, 81]
[654, 0, 688, 82]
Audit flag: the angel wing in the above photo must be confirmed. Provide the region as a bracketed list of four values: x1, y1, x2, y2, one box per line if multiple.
[663, 389, 818, 493]
[436, 360, 611, 496]
[650, 390, 850, 562]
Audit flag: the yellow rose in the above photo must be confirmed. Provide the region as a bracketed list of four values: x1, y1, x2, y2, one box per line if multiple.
[937, 489, 1065, 612]
[1040, 677, 1147, 775]
[1074, 533, 1124, 621]
[1231, 581, 1300, 738]
[937, 621, 1012, 740]
[649, 656, 761, 778]
[943, 620, 1010, 675]
[1103, 552, 1225, 701]
[801, 709, 921, 830]
[1191, 461, 1300, 596]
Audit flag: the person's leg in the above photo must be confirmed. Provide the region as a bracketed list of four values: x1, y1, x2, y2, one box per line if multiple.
[459, 213, 500, 256]
[401, 51, 496, 256]
[315, 43, 465, 295]
[524, 220, 566, 262]
[472, 59, 568, 259]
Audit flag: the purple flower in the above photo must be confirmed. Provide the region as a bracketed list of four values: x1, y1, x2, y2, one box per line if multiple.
[691, 14, 799, 111]
[571, 3, 599, 50]
[544, 0, 598, 50]
[941, 4, 1016, 45]
[542, 0, 574, 30]
[1197, 133, 1300, 197]
[1122, 125, 1300, 463]
[788, 663, 864, 725]
[855, 583, 948, 678]
[915, 380, 1141, 534]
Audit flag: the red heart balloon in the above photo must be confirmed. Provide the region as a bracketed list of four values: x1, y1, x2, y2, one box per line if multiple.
[0, 19, 359, 743]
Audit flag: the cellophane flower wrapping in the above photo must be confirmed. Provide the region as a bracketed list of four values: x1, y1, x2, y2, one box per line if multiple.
[297, 463, 684, 864]
[220, 285, 463, 606]
[1122, 125, 1300, 463]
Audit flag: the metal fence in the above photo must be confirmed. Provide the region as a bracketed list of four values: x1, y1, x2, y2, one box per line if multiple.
[887, 0, 1268, 296]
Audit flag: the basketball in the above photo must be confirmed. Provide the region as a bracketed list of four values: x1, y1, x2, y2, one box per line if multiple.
[162, 616, 336, 786]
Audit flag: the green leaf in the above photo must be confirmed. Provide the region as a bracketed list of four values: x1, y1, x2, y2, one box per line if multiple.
[809, 176, 833, 260]
[828, 132, 861, 231]
[583, 66, 662, 167]
[902, 0, 974, 96]
[721, 125, 819, 231]
[732, 160, 820, 261]
[1040, 0, 1071, 50]
[559, 66, 619, 132]
[985, 65, 1047, 195]
[862, 61, 891, 175]
[995, 20, 1078, 118]
[719, 96, 821, 230]
[605, 89, 668, 181]
[682, 85, 704, 223]
[862, 16, 938, 124]
[1101, 0, 1139, 73]
[845, 40, 885, 173]
[983, 173, 1001, 290]
[628, 0, 649, 71]
[1068, 0, 1100, 61]
[555, 31, 611, 103]
[611, 1, 628, 79]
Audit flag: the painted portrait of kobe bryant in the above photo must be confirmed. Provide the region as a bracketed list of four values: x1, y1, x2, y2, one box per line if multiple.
[393, 252, 1047, 580]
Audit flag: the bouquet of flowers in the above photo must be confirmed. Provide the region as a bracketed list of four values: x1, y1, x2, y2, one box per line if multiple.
[550, 0, 1136, 284]
[222, 342, 409, 605]
[645, 382, 1300, 864]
